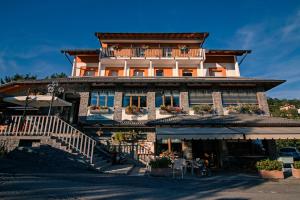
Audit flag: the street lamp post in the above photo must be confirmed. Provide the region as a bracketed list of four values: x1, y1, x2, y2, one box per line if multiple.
[47, 81, 64, 116]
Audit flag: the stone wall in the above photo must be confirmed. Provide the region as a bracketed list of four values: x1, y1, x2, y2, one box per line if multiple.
[78, 92, 90, 122]
[0, 138, 19, 152]
[180, 92, 189, 113]
[113, 92, 123, 121]
[147, 92, 156, 120]
[257, 92, 270, 116]
[212, 91, 224, 115]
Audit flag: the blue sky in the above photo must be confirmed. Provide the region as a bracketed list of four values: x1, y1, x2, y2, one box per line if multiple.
[0, 0, 300, 98]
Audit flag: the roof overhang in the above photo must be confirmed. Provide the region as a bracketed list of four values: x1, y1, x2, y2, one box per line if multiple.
[156, 127, 300, 140]
[0, 77, 285, 93]
[95, 32, 209, 46]
[61, 49, 100, 56]
[206, 49, 251, 56]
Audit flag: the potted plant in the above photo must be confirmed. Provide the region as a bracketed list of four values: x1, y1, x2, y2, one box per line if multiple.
[292, 161, 300, 178]
[149, 157, 172, 176]
[159, 105, 184, 115]
[89, 106, 110, 114]
[192, 104, 214, 115]
[256, 159, 284, 179]
[125, 106, 144, 115]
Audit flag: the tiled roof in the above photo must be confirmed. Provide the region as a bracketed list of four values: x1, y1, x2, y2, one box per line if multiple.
[146, 114, 300, 127]
[95, 32, 209, 41]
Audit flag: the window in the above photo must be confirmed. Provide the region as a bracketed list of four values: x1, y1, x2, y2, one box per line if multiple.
[122, 95, 147, 107]
[163, 48, 172, 57]
[222, 90, 258, 105]
[90, 91, 115, 107]
[109, 70, 118, 77]
[189, 90, 213, 105]
[182, 70, 193, 77]
[84, 70, 95, 77]
[134, 48, 145, 57]
[156, 69, 164, 77]
[155, 91, 180, 107]
[133, 70, 144, 77]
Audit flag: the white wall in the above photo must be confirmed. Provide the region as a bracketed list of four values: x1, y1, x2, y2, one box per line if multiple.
[203, 62, 238, 77]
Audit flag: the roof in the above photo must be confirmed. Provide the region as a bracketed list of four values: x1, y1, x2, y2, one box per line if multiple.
[95, 32, 209, 40]
[206, 49, 251, 56]
[147, 114, 300, 127]
[61, 49, 100, 56]
[0, 77, 285, 93]
[95, 32, 209, 45]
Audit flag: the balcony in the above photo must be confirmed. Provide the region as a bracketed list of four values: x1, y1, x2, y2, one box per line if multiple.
[100, 47, 204, 58]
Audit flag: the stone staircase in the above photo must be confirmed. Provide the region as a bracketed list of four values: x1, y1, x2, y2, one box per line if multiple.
[1, 115, 153, 174]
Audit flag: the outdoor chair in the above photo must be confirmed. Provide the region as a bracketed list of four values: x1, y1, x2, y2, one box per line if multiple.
[173, 158, 186, 179]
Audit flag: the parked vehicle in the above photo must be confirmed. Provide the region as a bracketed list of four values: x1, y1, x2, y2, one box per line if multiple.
[279, 147, 300, 161]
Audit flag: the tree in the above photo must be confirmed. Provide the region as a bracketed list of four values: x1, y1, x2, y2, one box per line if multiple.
[0, 73, 37, 85]
[45, 72, 68, 79]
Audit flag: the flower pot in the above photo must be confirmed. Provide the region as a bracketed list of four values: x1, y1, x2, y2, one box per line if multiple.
[150, 168, 172, 177]
[292, 167, 300, 178]
[258, 170, 284, 179]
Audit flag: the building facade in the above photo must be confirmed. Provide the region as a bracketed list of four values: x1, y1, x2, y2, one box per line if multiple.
[2, 32, 300, 169]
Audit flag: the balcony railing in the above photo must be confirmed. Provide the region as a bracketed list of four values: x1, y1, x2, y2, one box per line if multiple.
[100, 47, 204, 58]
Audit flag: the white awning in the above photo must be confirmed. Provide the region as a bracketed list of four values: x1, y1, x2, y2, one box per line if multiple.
[231, 127, 300, 140]
[156, 127, 244, 140]
[156, 127, 300, 140]
[3, 95, 72, 108]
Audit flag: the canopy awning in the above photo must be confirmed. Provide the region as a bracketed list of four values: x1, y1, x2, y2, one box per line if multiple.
[156, 127, 300, 140]
[156, 127, 244, 140]
[232, 127, 300, 140]
[3, 95, 72, 108]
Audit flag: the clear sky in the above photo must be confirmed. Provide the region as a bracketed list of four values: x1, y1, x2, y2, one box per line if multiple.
[0, 0, 300, 98]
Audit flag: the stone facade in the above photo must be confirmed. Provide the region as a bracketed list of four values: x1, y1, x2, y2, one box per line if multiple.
[180, 92, 189, 113]
[113, 92, 123, 121]
[257, 92, 270, 116]
[147, 92, 156, 120]
[78, 92, 90, 122]
[212, 91, 224, 115]
[0, 138, 19, 152]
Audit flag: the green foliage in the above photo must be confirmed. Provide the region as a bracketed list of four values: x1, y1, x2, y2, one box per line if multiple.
[149, 157, 172, 168]
[111, 131, 140, 143]
[268, 98, 300, 119]
[276, 139, 300, 150]
[294, 161, 300, 169]
[192, 104, 213, 115]
[45, 72, 68, 79]
[0, 73, 37, 85]
[112, 132, 125, 143]
[256, 159, 283, 171]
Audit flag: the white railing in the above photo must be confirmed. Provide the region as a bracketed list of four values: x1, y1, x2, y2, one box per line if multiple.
[0, 115, 96, 163]
[111, 143, 154, 165]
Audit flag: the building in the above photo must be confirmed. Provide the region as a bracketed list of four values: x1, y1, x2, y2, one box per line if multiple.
[1, 32, 300, 169]
[280, 104, 296, 111]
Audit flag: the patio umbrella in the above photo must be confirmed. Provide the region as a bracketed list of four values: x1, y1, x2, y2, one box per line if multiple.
[3, 95, 72, 108]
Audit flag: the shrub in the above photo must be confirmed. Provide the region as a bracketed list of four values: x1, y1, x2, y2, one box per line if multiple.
[294, 161, 300, 169]
[125, 106, 141, 114]
[192, 104, 213, 115]
[256, 159, 283, 171]
[149, 157, 172, 169]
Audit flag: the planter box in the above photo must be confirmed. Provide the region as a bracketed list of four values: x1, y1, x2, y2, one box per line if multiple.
[159, 109, 182, 115]
[150, 168, 172, 177]
[90, 108, 110, 114]
[258, 170, 284, 179]
[292, 167, 300, 178]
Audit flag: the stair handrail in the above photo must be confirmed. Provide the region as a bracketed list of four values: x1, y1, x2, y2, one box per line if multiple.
[0, 115, 96, 164]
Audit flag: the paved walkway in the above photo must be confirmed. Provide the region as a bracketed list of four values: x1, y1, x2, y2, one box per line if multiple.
[1, 172, 300, 200]
[1, 146, 300, 199]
